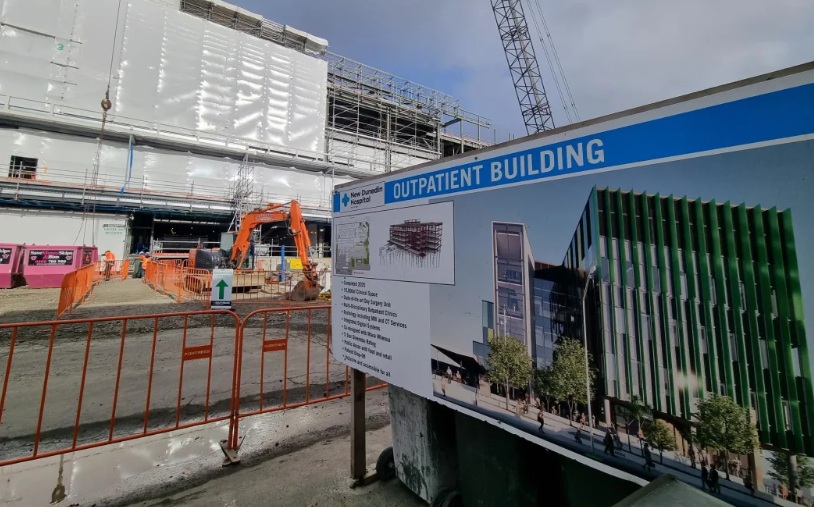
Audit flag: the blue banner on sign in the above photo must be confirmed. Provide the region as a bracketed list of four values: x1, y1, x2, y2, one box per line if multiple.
[332, 82, 814, 212]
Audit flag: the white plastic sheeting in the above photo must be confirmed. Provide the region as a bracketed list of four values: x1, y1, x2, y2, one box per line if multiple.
[0, 0, 327, 154]
[0, 129, 350, 210]
[0, 208, 128, 258]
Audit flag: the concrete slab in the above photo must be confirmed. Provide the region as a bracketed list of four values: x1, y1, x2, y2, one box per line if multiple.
[0, 389, 393, 506]
[123, 425, 423, 507]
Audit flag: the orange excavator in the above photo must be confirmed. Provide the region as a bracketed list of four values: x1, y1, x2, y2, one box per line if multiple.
[192, 200, 322, 301]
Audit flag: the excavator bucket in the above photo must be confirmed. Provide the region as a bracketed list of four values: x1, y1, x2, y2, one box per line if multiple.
[287, 280, 322, 302]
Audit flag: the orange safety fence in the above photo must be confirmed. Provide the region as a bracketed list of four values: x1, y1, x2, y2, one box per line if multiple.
[98, 259, 130, 281]
[143, 265, 331, 307]
[213, 269, 327, 306]
[0, 307, 386, 467]
[56, 260, 133, 318]
[226, 305, 386, 450]
[55, 263, 100, 318]
[0, 310, 241, 467]
[143, 260, 186, 302]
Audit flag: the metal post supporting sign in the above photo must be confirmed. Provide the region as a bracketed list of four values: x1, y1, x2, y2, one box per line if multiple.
[211, 268, 233, 310]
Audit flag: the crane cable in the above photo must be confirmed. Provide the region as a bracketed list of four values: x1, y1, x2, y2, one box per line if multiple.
[522, 1, 571, 123]
[532, 1, 580, 121]
[523, 0, 580, 123]
[84, 0, 124, 246]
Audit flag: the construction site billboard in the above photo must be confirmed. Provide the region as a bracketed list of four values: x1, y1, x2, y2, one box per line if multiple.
[333, 62, 814, 498]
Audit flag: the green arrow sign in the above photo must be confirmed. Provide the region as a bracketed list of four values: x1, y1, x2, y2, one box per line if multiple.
[216, 279, 229, 300]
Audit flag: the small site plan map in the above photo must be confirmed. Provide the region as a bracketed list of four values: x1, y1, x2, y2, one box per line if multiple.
[335, 220, 370, 274]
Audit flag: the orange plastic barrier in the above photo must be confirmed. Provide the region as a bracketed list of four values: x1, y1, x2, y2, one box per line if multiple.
[56, 260, 133, 318]
[0, 307, 386, 467]
[55, 263, 100, 318]
[143, 265, 331, 308]
[143, 260, 185, 302]
[98, 259, 130, 281]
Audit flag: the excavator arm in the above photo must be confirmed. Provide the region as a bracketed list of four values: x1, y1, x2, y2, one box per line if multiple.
[230, 203, 289, 269]
[229, 200, 321, 300]
[282, 200, 320, 286]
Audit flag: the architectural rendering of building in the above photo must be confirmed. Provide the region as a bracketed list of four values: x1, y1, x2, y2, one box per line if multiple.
[477, 187, 814, 455]
[388, 220, 443, 257]
[492, 223, 535, 357]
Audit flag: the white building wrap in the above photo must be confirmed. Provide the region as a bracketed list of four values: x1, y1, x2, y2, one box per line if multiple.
[0, 0, 327, 154]
[0, 129, 349, 209]
[0, 208, 128, 258]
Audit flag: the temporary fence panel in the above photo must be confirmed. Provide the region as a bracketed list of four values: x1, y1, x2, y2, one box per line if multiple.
[0, 310, 240, 466]
[143, 261, 185, 302]
[55, 263, 100, 318]
[98, 259, 131, 281]
[1, 307, 385, 467]
[227, 306, 386, 450]
[56, 260, 134, 318]
[144, 266, 333, 308]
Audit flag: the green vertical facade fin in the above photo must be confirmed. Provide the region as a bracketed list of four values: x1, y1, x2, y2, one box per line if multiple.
[628, 191, 647, 401]
[641, 192, 661, 411]
[708, 200, 736, 399]
[667, 195, 691, 418]
[755, 206, 793, 449]
[738, 205, 774, 443]
[615, 190, 633, 397]
[653, 193, 677, 414]
[694, 199, 719, 394]
[722, 203, 751, 407]
[778, 209, 814, 454]
[681, 198, 704, 403]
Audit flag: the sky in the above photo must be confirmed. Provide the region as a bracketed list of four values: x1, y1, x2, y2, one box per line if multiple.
[238, 0, 814, 139]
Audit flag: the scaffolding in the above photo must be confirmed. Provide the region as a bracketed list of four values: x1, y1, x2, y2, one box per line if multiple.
[326, 53, 491, 173]
[228, 153, 258, 232]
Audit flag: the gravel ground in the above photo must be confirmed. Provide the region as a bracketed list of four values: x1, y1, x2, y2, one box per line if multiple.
[0, 279, 181, 325]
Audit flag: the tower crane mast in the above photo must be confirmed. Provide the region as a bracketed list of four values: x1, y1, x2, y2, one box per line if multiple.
[490, 0, 556, 134]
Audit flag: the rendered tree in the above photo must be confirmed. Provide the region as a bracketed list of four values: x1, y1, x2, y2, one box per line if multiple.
[486, 334, 533, 410]
[695, 394, 759, 480]
[620, 395, 651, 453]
[533, 367, 557, 411]
[548, 338, 597, 426]
[767, 451, 814, 496]
[644, 419, 676, 464]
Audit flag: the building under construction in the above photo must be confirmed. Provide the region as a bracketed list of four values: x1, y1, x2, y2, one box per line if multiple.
[0, 0, 489, 258]
[388, 220, 443, 257]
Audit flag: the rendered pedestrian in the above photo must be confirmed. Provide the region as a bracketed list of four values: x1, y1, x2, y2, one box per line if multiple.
[701, 464, 708, 491]
[643, 443, 655, 472]
[603, 429, 614, 455]
[710, 465, 720, 494]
